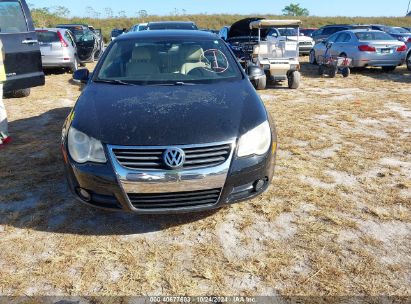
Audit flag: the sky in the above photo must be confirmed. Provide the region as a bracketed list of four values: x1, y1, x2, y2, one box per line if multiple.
[30, 0, 411, 18]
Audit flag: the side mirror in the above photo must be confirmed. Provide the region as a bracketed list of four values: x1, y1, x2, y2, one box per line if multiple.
[246, 65, 265, 86]
[73, 68, 90, 83]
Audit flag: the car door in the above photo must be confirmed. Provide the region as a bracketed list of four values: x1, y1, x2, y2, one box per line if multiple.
[72, 28, 97, 62]
[332, 32, 352, 56]
[0, 0, 44, 92]
[315, 32, 340, 60]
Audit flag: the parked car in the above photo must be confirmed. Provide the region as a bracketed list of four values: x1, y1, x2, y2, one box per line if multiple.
[130, 23, 148, 32]
[147, 21, 198, 30]
[311, 24, 371, 43]
[56, 24, 100, 63]
[310, 30, 407, 71]
[370, 25, 411, 43]
[62, 30, 277, 214]
[300, 28, 318, 37]
[111, 29, 124, 41]
[0, 0, 44, 97]
[267, 27, 315, 55]
[36, 28, 79, 72]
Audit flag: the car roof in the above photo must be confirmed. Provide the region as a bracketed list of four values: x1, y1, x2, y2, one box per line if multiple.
[35, 28, 69, 32]
[118, 30, 218, 40]
[148, 21, 195, 25]
[345, 29, 388, 33]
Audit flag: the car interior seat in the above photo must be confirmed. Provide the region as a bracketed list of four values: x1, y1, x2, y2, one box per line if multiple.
[126, 46, 160, 77]
[180, 45, 207, 74]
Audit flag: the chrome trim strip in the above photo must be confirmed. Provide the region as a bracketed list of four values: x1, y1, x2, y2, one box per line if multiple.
[107, 140, 236, 196]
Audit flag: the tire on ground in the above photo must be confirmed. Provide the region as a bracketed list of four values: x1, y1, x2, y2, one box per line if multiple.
[288, 71, 301, 89]
[4, 88, 31, 98]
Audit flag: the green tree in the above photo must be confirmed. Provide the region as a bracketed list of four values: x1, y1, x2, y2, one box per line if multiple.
[282, 3, 309, 16]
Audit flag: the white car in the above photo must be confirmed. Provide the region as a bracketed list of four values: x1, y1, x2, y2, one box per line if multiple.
[267, 27, 314, 55]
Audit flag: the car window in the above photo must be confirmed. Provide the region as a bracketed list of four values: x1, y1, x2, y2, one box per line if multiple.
[326, 33, 339, 43]
[97, 38, 242, 84]
[267, 29, 279, 37]
[36, 31, 59, 43]
[65, 31, 76, 47]
[355, 31, 397, 41]
[335, 33, 351, 42]
[312, 29, 323, 37]
[0, 0, 28, 33]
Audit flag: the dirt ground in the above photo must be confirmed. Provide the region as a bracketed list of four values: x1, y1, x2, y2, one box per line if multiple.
[0, 58, 410, 297]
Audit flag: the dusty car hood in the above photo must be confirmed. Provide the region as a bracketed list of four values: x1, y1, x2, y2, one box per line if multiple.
[71, 80, 268, 146]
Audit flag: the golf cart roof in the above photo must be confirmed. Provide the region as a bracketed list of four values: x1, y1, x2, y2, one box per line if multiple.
[249, 19, 302, 29]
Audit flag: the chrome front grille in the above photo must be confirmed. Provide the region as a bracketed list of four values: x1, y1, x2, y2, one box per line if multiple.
[299, 41, 312, 46]
[128, 188, 221, 210]
[111, 143, 232, 171]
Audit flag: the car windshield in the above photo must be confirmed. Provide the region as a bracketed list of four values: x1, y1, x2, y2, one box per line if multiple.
[96, 38, 242, 84]
[71, 29, 95, 42]
[355, 31, 396, 41]
[277, 28, 299, 36]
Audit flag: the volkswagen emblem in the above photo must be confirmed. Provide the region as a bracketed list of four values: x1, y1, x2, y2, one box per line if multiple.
[163, 148, 185, 169]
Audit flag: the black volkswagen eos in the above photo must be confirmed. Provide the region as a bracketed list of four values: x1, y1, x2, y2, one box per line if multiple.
[62, 30, 277, 214]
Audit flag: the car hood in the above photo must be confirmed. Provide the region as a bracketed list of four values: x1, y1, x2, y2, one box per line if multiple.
[71, 80, 268, 146]
[228, 17, 269, 39]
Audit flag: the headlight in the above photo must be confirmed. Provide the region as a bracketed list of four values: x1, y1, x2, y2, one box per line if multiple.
[67, 127, 106, 163]
[237, 121, 271, 157]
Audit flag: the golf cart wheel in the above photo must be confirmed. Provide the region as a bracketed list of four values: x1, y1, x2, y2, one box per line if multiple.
[288, 71, 301, 89]
[328, 66, 338, 78]
[318, 65, 325, 76]
[382, 66, 396, 72]
[309, 50, 317, 65]
[255, 77, 266, 90]
[342, 67, 350, 78]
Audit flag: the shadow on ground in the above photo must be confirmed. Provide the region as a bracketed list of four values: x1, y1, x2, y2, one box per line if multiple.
[0, 107, 218, 236]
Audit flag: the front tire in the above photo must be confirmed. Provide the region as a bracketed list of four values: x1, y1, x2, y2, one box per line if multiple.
[255, 76, 266, 90]
[382, 66, 396, 72]
[288, 71, 301, 89]
[406, 53, 411, 71]
[4, 88, 31, 98]
[309, 50, 317, 65]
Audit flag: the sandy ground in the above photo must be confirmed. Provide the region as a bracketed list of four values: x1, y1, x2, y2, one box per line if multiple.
[0, 59, 410, 297]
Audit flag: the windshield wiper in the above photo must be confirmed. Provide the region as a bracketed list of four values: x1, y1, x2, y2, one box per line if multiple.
[94, 79, 137, 86]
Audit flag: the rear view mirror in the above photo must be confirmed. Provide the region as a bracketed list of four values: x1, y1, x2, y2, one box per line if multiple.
[73, 69, 90, 84]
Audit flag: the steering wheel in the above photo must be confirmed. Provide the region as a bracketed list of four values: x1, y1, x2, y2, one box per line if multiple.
[200, 49, 229, 73]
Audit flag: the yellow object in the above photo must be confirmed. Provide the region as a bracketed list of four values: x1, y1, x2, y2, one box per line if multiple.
[0, 39, 6, 82]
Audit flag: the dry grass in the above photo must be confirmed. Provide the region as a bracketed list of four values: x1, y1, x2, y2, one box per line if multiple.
[0, 60, 410, 297]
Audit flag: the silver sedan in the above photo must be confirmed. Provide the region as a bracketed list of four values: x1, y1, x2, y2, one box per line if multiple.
[36, 28, 79, 72]
[310, 29, 407, 71]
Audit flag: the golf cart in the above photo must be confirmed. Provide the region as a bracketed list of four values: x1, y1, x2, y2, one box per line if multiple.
[247, 19, 302, 90]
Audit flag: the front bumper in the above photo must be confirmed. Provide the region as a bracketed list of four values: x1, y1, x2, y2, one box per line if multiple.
[62, 140, 276, 214]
